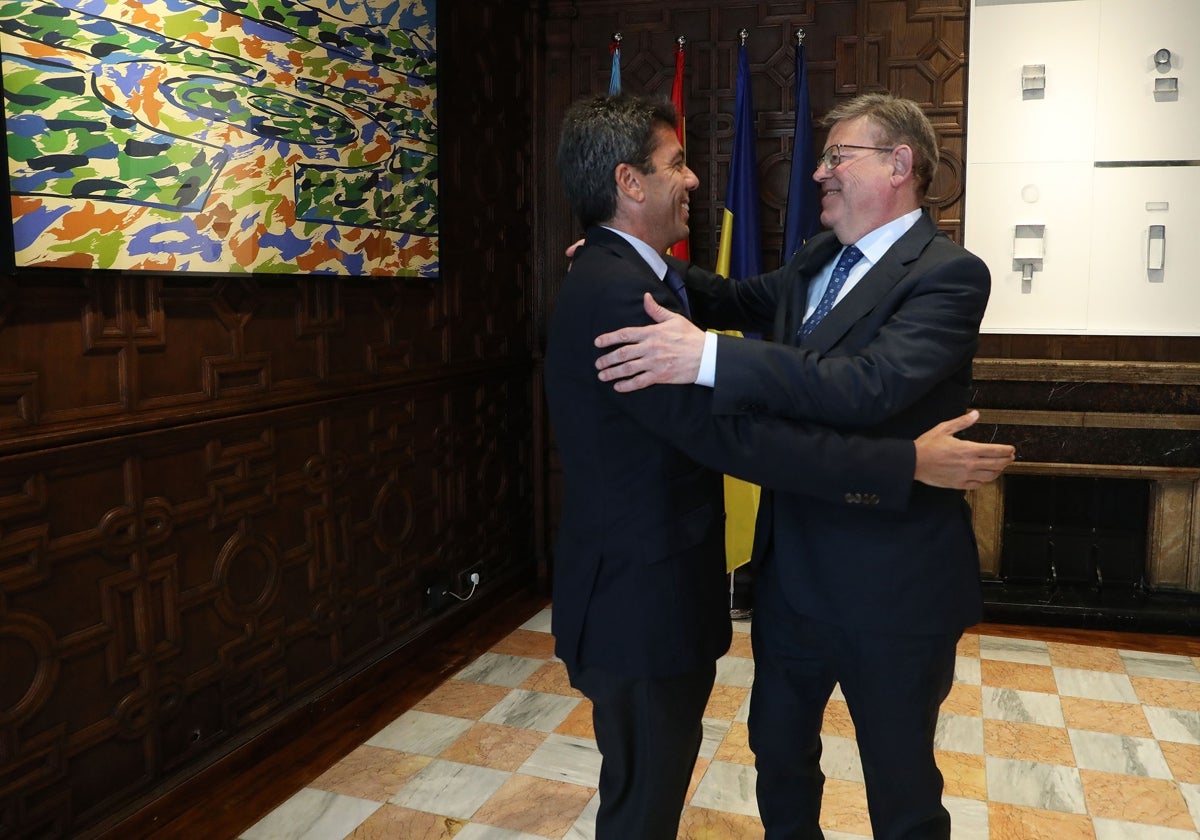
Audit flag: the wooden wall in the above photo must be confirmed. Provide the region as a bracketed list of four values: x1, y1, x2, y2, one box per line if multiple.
[0, 2, 538, 837]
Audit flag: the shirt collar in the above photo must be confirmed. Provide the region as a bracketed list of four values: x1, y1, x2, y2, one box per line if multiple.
[602, 225, 669, 279]
[850, 208, 922, 265]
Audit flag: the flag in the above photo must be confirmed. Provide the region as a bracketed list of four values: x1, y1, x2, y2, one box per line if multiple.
[782, 34, 820, 262]
[608, 35, 621, 95]
[667, 37, 690, 261]
[716, 40, 762, 574]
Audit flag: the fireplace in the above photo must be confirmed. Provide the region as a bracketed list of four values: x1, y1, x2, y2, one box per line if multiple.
[964, 358, 1200, 634]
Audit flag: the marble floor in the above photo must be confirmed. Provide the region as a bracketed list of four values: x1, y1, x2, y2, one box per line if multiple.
[241, 609, 1200, 840]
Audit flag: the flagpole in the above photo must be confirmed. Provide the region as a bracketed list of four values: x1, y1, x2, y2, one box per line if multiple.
[668, 35, 690, 260]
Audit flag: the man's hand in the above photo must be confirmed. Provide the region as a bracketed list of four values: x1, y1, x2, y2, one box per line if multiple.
[914, 410, 1015, 490]
[594, 293, 706, 392]
[566, 238, 584, 261]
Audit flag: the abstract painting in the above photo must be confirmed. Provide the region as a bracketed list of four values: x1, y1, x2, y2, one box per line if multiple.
[0, 0, 437, 276]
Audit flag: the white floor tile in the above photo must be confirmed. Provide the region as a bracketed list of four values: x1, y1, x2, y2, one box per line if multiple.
[388, 759, 510, 820]
[1068, 729, 1172, 778]
[689, 760, 759, 817]
[365, 709, 474, 756]
[240, 788, 380, 840]
[1053, 666, 1139, 703]
[982, 686, 1066, 727]
[985, 756, 1086, 814]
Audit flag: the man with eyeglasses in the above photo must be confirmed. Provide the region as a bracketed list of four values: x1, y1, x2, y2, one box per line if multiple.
[590, 93, 994, 840]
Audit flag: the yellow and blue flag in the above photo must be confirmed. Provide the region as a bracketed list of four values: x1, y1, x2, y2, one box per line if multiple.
[715, 41, 762, 574]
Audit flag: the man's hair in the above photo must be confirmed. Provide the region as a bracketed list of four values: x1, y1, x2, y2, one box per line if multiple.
[822, 93, 939, 198]
[556, 93, 679, 229]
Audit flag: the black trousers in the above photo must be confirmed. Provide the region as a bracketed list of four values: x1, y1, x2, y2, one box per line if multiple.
[748, 559, 960, 840]
[573, 662, 717, 840]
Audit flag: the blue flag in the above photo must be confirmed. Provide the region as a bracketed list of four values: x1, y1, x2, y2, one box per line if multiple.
[715, 43, 761, 281]
[782, 40, 820, 262]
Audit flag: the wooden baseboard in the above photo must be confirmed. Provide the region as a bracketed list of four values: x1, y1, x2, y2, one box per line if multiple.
[83, 580, 549, 840]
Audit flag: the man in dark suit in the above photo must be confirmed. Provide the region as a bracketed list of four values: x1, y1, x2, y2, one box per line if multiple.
[549, 93, 1012, 839]
[593, 93, 997, 839]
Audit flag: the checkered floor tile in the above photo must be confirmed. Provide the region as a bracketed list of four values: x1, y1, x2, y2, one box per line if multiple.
[240, 608, 1200, 839]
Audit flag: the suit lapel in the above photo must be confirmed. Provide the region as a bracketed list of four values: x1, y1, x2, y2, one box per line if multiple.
[804, 213, 937, 351]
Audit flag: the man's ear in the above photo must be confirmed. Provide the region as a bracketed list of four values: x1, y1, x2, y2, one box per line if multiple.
[892, 145, 914, 182]
[615, 162, 643, 202]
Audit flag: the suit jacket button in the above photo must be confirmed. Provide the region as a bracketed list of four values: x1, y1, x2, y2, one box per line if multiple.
[844, 492, 857, 504]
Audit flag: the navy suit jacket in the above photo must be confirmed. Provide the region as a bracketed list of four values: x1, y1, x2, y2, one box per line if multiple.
[679, 213, 992, 634]
[544, 226, 920, 680]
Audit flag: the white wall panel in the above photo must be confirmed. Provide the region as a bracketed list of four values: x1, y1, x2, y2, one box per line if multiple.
[1087, 167, 1200, 335]
[967, 162, 1094, 333]
[967, 0, 1099, 163]
[1094, 0, 1200, 161]
[965, 0, 1200, 335]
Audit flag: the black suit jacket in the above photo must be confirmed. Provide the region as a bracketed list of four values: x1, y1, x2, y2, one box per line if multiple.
[544, 226, 920, 680]
[680, 213, 992, 634]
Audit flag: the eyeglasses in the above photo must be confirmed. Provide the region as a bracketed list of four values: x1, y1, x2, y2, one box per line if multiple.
[817, 143, 896, 171]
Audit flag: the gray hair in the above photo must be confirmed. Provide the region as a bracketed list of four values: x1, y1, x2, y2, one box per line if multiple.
[823, 93, 939, 197]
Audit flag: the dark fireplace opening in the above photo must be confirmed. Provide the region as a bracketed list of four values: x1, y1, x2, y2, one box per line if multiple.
[1000, 475, 1149, 591]
[982, 475, 1200, 633]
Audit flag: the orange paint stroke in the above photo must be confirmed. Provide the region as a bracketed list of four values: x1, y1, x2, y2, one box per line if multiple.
[52, 202, 144, 241]
[128, 65, 167, 125]
[295, 238, 344, 272]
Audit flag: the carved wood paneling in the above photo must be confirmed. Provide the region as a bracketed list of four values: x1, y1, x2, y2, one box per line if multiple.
[0, 0, 537, 836]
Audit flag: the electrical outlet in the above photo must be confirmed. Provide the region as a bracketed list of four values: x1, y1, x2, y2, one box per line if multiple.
[457, 563, 483, 594]
[424, 574, 453, 611]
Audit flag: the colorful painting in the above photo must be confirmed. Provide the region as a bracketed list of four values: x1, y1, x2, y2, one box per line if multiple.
[0, 0, 437, 276]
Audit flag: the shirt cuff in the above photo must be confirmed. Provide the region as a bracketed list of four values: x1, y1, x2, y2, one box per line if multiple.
[695, 331, 717, 387]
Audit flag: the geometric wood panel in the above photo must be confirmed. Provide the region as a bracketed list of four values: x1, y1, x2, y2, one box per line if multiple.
[0, 377, 533, 838]
[0, 0, 538, 834]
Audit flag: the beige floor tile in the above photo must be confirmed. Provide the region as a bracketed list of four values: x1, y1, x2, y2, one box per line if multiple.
[678, 805, 765, 839]
[727, 634, 754, 660]
[470, 773, 594, 838]
[704, 684, 751, 720]
[981, 660, 1059, 694]
[308, 745, 431, 802]
[686, 756, 711, 803]
[439, 722, 547, 771]
[489, 628, 557, 659]
[411, 679, 512, 719]
[984, 720, 1076, 766]
[1047, 642, 1126, 673]
[819, 778, 872, 836]
[342, 803, 466, 839]
[937, 750, 987, 800]
[713, 722, 754, 765]
[1080, 769, 1194, 829]
[986, 802, 1097, 840]
[943, 682, 983, 717]
[519, 660, 581, 697]
[1131, 676, 1200, 711]
[553, 697, 595, 739]
[957, 632, 981, 658]
[822, 699, 857, 739]
[1161, 740, 1200, 784]
[1060, 696, 1153, 738]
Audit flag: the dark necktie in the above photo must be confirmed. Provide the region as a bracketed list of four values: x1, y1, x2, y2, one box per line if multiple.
[799, 245, 863, 340]
[663, 266, 691, 318]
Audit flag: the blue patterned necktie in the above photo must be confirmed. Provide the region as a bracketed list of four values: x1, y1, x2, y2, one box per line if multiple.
[799, 245, 863, 340]
[663, 266, 691, 319]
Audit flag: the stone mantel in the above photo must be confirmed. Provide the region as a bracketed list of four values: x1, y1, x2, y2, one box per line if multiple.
[966, 357, 1200, 598]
